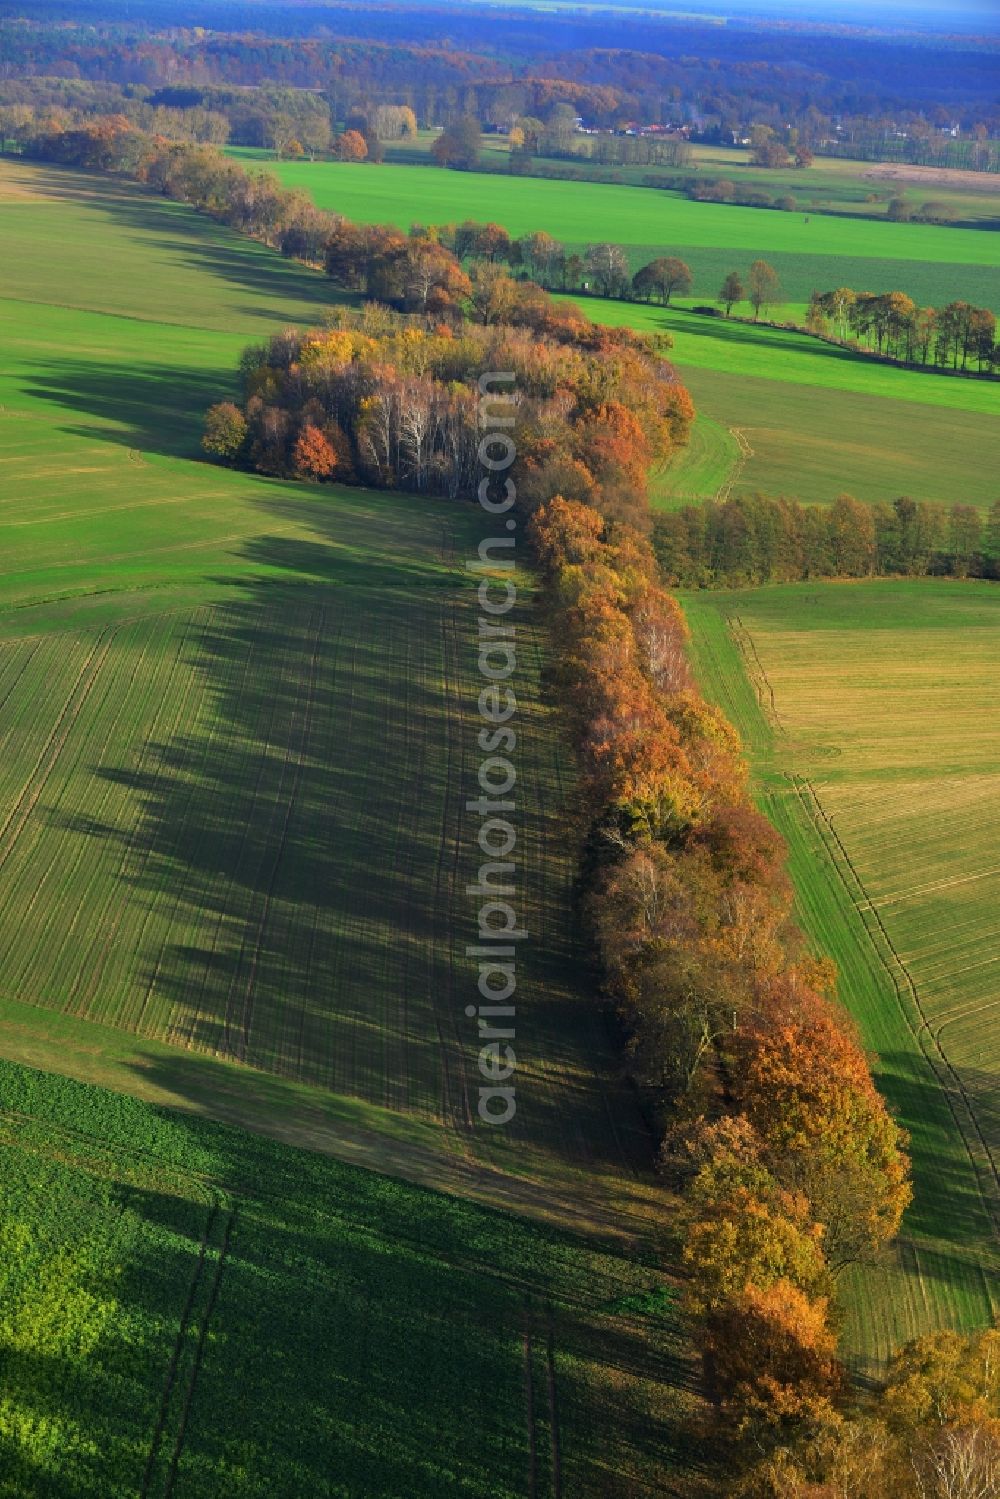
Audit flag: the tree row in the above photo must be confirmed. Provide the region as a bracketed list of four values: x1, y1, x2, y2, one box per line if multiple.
[654, 493, 1000, 588]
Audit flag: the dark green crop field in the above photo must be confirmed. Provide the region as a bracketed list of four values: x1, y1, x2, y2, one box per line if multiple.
[0, 1058, 695, 1498]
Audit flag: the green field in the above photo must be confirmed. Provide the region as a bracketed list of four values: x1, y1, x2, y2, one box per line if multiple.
[0, 156, 670, 1218]
[218, 152, 1000, 508]
[372, 134, 1000, 229]
[0, 153, 704, 1494]
[0, 1057, 695, 1498]
[681, 581, 1000, 1372]
[230, 150, 1000, 312]
[605, 305, 1000, 511]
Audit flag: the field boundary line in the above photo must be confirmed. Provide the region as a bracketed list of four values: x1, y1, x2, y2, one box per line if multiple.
[546, 1310, 563, 1499]
[523, 1314, 538, 1499]
[728, 613, 782, 729]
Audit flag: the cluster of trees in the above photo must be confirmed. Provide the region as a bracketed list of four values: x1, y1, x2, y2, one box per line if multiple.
[15, 117, 341, 264]
[727, 1324, 1000, 1496]
[808, 288, 998, 374]
[527, 493, 912, 1473]
[204, 302, 692, 527]
[654, 494, 1000, 588]
[748, 124, 815, 170]
[825, 128, 1000, 175]
[887, 196, 960, 224]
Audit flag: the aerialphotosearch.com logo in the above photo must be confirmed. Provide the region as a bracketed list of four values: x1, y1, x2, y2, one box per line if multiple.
[466, 371, 521, 1126]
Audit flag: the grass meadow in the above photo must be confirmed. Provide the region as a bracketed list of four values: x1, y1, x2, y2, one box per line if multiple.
[232, 151, 1000, 311]
[681, 581, 1000, 1372]
[372, 134, 1000, 229]
[601, 304, 1000, 510]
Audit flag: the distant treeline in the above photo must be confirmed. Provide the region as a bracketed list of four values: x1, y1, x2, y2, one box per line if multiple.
[654, 494, 1000, 588]
[0, 79, 384, 157]
[824, 132, 1000, 175]
[2, 4, 1000, 160]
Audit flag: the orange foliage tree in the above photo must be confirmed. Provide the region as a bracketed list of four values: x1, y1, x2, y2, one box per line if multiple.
[292, 423, 338, 480]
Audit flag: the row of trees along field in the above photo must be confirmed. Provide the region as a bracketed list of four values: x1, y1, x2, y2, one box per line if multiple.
[809, 288, 997, 372]
[196, 211, 994, 1481]
[655, 494, 1000, 588]
[527, 498, 995, 1493]
[12, 111, 1000, 380]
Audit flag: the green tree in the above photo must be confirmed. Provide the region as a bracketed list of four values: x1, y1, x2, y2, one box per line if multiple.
[202, 402, 248, 463]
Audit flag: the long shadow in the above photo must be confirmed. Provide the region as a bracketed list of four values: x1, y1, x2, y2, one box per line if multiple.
[17, 160, 333, 322]
[876, 1051, 998, 1251]
[25, 357, 239, 456]
[0, 1061, 700, 1495]
[39, 481, 640, 1171]
[17, 343, 654, 1172]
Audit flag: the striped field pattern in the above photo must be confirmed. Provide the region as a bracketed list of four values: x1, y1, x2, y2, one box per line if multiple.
[681, 580, 1000, 1370]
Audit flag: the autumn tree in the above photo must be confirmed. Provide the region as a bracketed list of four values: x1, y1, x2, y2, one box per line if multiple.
[431, 116, 481, 170]
[683, 1156, 832, 1317]
[632, 256, 693, 305]
[736, 1014, 911, 1270]
[719, 270, 744, 316]
[827, 493, 877, 577]
[292, 423, 337, 479]
[748, 259, 782, 321]
[468, 262, 519, 325]
[701, 1279, 843, 1443]
[333, 129, 368, 162]
[585, 242, 629, 297]
[518, 230, 564, 284]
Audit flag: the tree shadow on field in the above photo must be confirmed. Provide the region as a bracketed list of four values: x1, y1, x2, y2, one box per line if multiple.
[16, 318, 660, 1186]
[875, 1050, 999, 1252]
[21, 160, 334, 325]
[24, 357, 242, 457]
[45, 485, 651, 1183]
